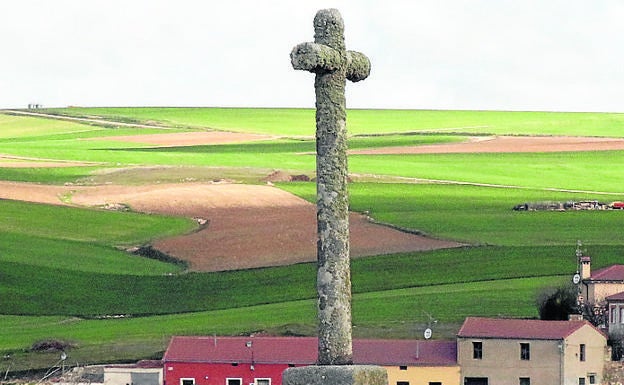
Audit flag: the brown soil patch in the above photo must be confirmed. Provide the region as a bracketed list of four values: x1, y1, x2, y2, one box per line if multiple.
[350, 136, 624, 155]
[0, 154, 100, 168]
[0, 181, 70, 204]
[152, 206, 459, 272]
[85, 131, 274, 147]
[68, 183, 461, 271]
[0, 181, 462, 272]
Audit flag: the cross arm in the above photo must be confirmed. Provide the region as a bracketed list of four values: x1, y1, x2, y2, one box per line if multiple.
[346, 50, 370, 82]
[291, 42, 344, 73]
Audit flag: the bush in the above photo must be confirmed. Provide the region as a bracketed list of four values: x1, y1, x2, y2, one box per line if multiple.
[536, 284, 578, 320]
[30, 339, 75, 352]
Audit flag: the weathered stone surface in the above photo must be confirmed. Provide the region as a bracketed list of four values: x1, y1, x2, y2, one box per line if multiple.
[346, 52, 371, 82]
[291, 43, 343, 73]
[291, 8, 370, 366]
[283, 365, 388, 385]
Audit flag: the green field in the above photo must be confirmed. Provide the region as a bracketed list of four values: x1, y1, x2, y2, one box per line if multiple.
[1, 108, 623, 372]
[39, 107, 624, 137]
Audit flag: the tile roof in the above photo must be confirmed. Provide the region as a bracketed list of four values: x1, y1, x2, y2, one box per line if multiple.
[163, 336, 457, 367]
[606, 291, 624, 301]
[457, 317, 601, 340]
[589, 265, 624, 281]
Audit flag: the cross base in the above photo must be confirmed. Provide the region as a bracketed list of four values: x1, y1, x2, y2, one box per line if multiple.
[283, 365, 387, 385]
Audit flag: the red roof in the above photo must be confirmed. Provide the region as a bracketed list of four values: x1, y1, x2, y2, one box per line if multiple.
[163, 336, 457, 367]
[606, 291, 624, 301]
[589, 265, 624, 281]
[457, 317, 601, 340]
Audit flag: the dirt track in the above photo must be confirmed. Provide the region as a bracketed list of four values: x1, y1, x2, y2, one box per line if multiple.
[85, 131, 275, 147]
[350, 136, 624, 155]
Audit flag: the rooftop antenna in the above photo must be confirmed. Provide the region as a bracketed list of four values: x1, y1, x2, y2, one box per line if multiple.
[423, 311, 437, 340]
[573, 241, 582, 285]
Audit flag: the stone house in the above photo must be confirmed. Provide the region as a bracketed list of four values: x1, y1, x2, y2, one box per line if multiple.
[580, 256, 624, 305]
[578, 255, 624, 333]
[457, 317, 607, 385]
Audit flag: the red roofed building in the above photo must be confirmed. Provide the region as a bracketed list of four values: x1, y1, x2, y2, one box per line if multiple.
[578, 256, 624, 332]
[163, 336, 459, 385]
[580, 256, 624, 305]
[457, 317, 607, 385]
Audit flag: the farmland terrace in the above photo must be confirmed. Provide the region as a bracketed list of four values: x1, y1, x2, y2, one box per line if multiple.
[2, 108, 624, 372]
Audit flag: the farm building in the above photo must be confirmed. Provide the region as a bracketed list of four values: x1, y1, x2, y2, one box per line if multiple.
[457, 317, 607, 385]
[104, 361, 163, 385]
[162, 336, 459, 385]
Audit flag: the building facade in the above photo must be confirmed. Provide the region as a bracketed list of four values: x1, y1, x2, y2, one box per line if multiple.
[163, 336, 459, 385]
[104, 362, 163, 385]
[580, 258, 624, 305]
[606, 292, 624, 334]
[457, 317, 607, 385]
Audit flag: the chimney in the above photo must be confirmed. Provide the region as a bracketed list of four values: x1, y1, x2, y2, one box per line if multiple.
[581, 255, 591, 280]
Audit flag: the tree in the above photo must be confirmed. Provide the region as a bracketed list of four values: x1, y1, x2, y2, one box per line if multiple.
[536, 284, 578, 320]
[579, 301, 606, 328]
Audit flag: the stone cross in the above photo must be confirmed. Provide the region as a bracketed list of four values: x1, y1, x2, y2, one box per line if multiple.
[290, 8, 370, 366]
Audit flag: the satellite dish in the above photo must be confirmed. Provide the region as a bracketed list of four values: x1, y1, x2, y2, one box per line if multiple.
[424, 328, 432, 340]
[573, 273, 581, 285]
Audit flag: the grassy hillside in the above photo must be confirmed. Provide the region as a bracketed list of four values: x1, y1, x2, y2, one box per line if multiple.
[282, 182, 624, 245]
[1, 108, 624, 371]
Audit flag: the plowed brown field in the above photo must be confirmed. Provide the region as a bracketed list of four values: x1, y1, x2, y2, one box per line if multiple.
[0, 181, 460, 271]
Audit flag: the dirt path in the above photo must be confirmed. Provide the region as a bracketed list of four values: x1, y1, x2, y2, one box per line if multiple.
[0, 181, 462, 271]
[0, 154, 102, 168]
[84, 131, 275, 146]
[3, 109, 173, 130]
[350, 136, 624, 155]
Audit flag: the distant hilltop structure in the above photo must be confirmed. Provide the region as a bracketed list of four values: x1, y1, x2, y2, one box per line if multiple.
[27, 103, 43, 109]
[513, 200, 624, 211]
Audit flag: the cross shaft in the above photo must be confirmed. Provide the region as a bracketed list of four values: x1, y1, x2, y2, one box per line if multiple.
[290, 8, 370, 366]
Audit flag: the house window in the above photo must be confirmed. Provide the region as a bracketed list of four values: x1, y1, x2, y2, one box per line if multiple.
[580, 344, 586, 362]
[399, 366, 408, 371]
[520, 343, 530, 360]
[227, 379, 242, 385]
[612, 306, 618, 323]
[579, 378, 586, 385]
[473, 341, 483, 359]
[588, 374, 596, 384]
[464, 378, 488, 385]
[620, 308, 624, 324]
[397, 382, 410, 385]
[181, 379, 195, 385]
[255, 379, 270, 385]
[519, 378, 530, 385]
[429, 383, 442, 385]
